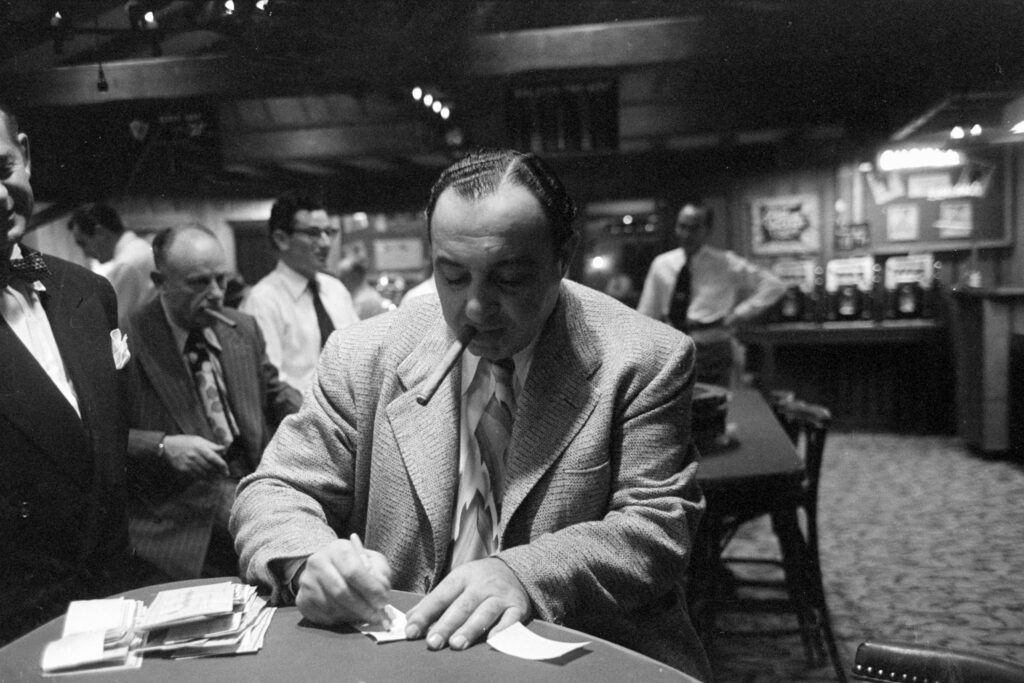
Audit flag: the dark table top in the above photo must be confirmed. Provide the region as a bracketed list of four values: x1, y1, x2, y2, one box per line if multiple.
[695, 387, 804, 495]
[0, 580, 700, 683]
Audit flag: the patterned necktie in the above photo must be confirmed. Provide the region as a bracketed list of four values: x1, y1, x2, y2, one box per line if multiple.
[450, 358, 516, 568]
[185, 329, 239, 447]
[668, 258, 692, 332]
[1, 248, 50, 289]
[308, 278, 335, 349]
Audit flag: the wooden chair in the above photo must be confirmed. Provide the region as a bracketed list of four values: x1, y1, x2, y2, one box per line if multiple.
[851, 640, 1024, 683]
[697, 394, 847, 683]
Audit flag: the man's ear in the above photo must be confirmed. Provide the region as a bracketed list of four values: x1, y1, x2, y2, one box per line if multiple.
[271, 229, 291, 252]
[18, 132, 30, 177]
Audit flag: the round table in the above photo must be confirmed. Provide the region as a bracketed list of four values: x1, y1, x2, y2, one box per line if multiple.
[0, 579, 702, 682]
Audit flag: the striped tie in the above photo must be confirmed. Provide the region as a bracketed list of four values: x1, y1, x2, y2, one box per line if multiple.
[450, 358, 516, 568]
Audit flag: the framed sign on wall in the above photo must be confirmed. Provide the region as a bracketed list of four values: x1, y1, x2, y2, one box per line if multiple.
[750, 193, 821, 255]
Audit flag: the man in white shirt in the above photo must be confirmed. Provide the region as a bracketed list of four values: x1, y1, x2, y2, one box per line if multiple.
[241, 192, 359, 393]
[637, 203, 785, 386]
[67, 202, 156, 324]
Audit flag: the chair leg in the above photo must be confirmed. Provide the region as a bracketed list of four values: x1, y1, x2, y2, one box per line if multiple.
[771, 508, 827, 666]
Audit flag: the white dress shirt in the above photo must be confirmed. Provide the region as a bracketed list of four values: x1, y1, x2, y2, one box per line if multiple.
[241, 260, 359, 392]
[1, 244, 80, 416]
[637, 246, 785, 340]
[93, 230, 156, 322]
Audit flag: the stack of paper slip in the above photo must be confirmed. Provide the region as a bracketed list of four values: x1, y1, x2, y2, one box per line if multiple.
[41, 598, 145, 674]
[139, 583, 275, 659]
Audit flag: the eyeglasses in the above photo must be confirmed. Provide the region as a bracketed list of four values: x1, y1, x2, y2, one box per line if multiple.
[292, 226, 340, 240]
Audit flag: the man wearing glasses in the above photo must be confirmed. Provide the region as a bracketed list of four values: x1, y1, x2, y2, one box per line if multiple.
[241, 191, 359, 393]
[123, 223, 301, 580]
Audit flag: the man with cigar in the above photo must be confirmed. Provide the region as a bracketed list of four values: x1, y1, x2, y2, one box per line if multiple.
[0, 103, 136, 643]
[232, 150, 710, 680]
[124, 223, 300, 580]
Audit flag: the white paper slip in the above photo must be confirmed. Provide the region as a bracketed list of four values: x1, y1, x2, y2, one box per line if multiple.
[41, 631, 144, 676]
[138, 582, 236, 631]
[358, 604, 407, 643]
[486, 622, 590, 661]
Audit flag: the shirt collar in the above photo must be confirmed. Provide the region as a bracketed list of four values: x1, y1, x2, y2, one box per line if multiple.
[461, 333, 538, 401]
[160, 296, 221, 355]
[275, 260, 318, 301]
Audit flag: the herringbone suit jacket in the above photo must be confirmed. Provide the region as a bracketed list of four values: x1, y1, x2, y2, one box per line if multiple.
[232, 280, 710, 680]
[124, 298, 300, 579]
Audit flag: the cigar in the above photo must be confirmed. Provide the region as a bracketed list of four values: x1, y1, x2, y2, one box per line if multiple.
[203, 307, 238, 328]
[416, 325, 477, 406]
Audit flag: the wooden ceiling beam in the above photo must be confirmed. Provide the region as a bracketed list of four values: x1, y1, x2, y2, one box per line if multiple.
[467, 16, 720, 76]
[2, 16, 722, 107]
[222, 121, 438, 162]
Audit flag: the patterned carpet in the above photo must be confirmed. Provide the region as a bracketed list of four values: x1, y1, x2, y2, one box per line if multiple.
[704, 432, 1024, 682]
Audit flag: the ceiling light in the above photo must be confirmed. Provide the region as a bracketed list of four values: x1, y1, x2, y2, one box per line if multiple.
[256, 0, 268, 9]
[1011, 120, 1024, 134]
[431, 101, 442, 113]
[411, 86, 422, 101]
[423, 93, 434, 107]
[950, 126, 965, 139]
[970, 124, 983, 136]
[440, 107, 450, 120]
[224, 0, 235, 15]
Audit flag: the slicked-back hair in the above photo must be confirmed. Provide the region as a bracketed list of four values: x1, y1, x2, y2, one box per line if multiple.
[68, 202, 126, 237]
[268, 190, 325, 246]
[152, 222, 217, 272]
[678, 203, 715, 229]
[425, 149, 578, 254]
[0, 101, 19, 143]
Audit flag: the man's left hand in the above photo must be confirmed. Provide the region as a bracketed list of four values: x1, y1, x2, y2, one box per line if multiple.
[404, 557, 531, 651]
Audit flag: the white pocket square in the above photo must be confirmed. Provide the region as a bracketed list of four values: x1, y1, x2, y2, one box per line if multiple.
[110, 329, 131, 370]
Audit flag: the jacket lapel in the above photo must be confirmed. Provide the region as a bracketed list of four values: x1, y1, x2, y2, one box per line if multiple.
[132, 301, 210, 438]
[216, 320, 263, 466]
[0, 314, 92, 486]
[500, 285, 601, 537]
[387, 316, 461, 572]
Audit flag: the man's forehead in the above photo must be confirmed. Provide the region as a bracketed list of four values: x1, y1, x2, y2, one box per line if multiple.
[293, 208, 329, 226]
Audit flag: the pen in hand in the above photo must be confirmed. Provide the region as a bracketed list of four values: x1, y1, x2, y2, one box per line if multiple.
[350, 533, 391, 629]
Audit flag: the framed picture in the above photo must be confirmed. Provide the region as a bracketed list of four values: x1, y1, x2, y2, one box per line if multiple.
[750, 194, 820, 255]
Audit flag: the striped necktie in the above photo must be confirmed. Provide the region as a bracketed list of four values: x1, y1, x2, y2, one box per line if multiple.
[450, 358, 516, 568]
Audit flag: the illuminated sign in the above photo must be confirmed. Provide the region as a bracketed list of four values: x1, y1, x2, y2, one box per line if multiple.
[877, 147, 963, 172]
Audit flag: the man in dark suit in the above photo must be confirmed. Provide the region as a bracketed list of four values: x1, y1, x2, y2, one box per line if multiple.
[124, 223, 301, 580]
[0, 104, 135, 644]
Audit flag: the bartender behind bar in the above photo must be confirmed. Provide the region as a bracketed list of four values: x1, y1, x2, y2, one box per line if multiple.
[231, 149, 710, 681]
[637, 202, 785, 387]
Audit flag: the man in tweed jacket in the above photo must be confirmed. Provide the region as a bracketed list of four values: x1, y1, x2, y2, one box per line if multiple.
[231, 150, 710, 680]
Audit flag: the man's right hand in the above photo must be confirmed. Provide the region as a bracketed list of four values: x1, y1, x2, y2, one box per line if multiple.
[294, 538, 393, 626]
[161, 434, 229, 478]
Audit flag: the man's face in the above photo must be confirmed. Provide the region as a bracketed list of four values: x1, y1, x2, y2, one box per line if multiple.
[273, 208, 337, 280]
[158, 231, 229, 330]
[70, 223, 108, 262]
[431, 184, 567, 361]
[0, 117, 33, 259]
[675, 206, 711, 256]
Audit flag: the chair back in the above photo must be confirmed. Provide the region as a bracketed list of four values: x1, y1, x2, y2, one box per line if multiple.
[852, 640, 1024, 683]
[774, 398, 832, 495]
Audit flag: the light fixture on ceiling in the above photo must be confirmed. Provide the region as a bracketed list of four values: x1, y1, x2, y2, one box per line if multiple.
[877, 147, 963, 172]
[96, 63, 109, 92]
[50, 10, 67, 55]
